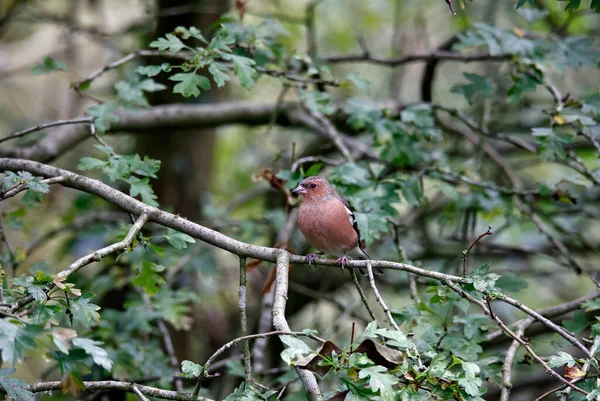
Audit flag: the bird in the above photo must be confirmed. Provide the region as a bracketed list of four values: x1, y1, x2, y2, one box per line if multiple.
[291, 176, 383, 275]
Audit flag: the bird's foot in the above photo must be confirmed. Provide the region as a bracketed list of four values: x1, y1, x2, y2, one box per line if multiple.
[305, 253, 320, 267]
[336, 254, 350, 272]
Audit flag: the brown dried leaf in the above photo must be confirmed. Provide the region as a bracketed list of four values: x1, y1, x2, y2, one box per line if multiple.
[325, 390, 350, 401]
[353, 339, 404, 369]
[296, 341, 342, 376]
[61, 372, 85, 395]
[564, 363, 585, 380]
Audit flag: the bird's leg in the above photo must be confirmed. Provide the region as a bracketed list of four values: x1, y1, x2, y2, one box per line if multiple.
[305, 252, 324, 267]
[336, 253, 350, 272]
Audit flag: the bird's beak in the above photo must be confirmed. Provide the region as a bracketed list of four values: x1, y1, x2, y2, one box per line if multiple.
[292, 184, 306, 195]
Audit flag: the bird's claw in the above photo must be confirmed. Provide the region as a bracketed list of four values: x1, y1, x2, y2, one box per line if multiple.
[336, 255, 349, 272]
[305, 253, 319, 267]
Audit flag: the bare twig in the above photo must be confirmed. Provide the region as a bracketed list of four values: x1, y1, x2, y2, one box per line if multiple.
[578, 130, 600, 156]
[486, 290, 600, 343]
[191, 329, 324, 398]
[0, 117, 93, 144]
[462, 226, 493, 276]
[132, 385, 150, 401]
[366, 261, 400, 332]
[324, 50, 509, 65]
[7, 211, 148, 313]
[295, 90, 354, 162]
[445, 280, 589, 396]
[238, 256, 252, 383]
[500, 322, 527, 401]
[26, 380, 210, 401]
[291, 156, 344, 172]
[350, 269, 377, 321]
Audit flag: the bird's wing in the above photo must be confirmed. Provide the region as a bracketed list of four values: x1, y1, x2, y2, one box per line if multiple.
[332, 192, 369, 256]
[333, 191, 384, 275]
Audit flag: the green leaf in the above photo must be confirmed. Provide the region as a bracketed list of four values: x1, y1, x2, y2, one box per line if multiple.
[136, 63, 171, 77]
[77, 157, 106, 171]
[375, 328, 414, 350]
[548, 351, 577, 368]
[354, 211, 389, 245]
[562, 310, 590, 334]
[150, 34, 186, 52]
[86, 101, 120, 134]
[222, 54, 257, 90]
[345, 72, 371, 95]
[122, 154, 161, 178]
[300, 90, 335, 116]
[467, 263, 500, 292]
[208, 62, 231, 88]
[304, 163, 323, 177]
[72, 338, 113, 371]
[451, 73, 493, 105]
[181, 360, 203, 378]
[70, 293, 101, 324]
[495, 273, 528, 293]
[588, 389, 600, 401]
[174, 26, 208, 42]
[564, 0, 581, 12]
[223, 383, 263, 401]
[115, 79, 166, 107]
[592, 0, 600, 13]
[358, 365, 398, 401]
[169, 73, 211, 98]
[2, 171, 49, 193]
[165, 228, 196, 249]
[280, 335, 312, 365]
[127, 176, 159, 207]
[30, 57, 67, 75]
[134, 261, 166, 296]
[0, 377, 35, 401]
[516, 0, 534, 8]
[556, 37, 600, 70]
[0, 320, 41, 366]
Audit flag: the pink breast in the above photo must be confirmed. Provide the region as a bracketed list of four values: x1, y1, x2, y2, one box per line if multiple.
[297, 200, 358, 254]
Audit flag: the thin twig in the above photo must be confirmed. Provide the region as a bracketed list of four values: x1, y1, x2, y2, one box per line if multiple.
[462, 226, 492, 276]
[291, 155, 344, 172]
[349, 269, 376, 321]
[1, 176, 66, 202]
[366, 261, 400, 332]
[8, 212, 148, 314]
[132, 385, 150, 401]
[0, 117, 93, 144]
[445, 280, 589, 397]
[191, 330, 324, 398]
[295, 89, 354, 162]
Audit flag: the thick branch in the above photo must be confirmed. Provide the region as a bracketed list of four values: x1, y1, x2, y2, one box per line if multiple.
[324, 50, 511, 66]
[0, 158, 468, 286]
[273, 251, 323, 401]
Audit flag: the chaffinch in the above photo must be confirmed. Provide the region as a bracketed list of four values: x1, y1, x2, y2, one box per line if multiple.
[292, 176, 383, 274]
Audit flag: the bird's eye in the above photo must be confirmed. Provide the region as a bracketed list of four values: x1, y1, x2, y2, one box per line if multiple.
[310, 183, 317, 189]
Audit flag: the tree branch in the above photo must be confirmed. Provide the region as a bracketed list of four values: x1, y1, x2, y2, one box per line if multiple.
[273, 251, 323, 401]
[26, 380, 210, 401]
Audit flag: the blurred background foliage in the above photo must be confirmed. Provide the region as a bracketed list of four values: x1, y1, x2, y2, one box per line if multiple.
[0, 0, 600, 400]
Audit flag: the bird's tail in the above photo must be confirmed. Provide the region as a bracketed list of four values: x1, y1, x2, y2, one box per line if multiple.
[357, 246, 384, 275]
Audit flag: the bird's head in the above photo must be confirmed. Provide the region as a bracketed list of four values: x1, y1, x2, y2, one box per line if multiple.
[292, 176, 332, 201]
